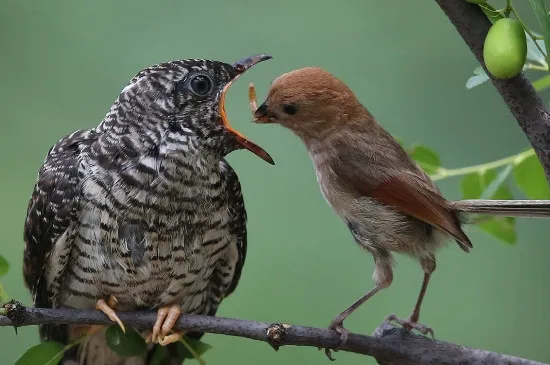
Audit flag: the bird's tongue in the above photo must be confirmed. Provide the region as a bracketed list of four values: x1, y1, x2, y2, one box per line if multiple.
[219, 81, 274, 165]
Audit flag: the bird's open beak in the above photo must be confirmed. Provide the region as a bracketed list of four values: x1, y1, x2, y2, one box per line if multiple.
[219, 54, 274, 165]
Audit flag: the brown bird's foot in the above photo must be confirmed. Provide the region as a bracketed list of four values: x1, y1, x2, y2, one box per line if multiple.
[145, 304, 184, 345]
[90, 295, 125, 335]
[323, 318, 350, 361]
[385, 313, 434, 338]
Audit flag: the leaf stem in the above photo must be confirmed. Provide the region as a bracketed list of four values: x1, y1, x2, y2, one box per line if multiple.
[0, 283, 8, 303]
[526, 63, 549, 71]
[505, 0, 512, 17]
[180, 338, 206, 365]
[532, 73, 550, 91]
[430, 149, 534, 181]
[44, 336, 87, 365]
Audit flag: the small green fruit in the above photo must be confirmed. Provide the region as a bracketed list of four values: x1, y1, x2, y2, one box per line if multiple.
[483, 18, 527, 79]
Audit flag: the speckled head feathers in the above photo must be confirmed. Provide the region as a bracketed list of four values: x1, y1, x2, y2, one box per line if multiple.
[100, 55, 274, 164]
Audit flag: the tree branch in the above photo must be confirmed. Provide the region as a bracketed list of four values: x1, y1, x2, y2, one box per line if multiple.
[1, 306, 546, 365]
[434, 0, 550, 183]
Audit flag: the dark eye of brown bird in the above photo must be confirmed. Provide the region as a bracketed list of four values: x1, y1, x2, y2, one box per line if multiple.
[283, 103, 297, 115]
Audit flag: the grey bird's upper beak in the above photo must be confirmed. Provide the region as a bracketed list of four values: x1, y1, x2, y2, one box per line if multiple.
[232, 54, 273, 73]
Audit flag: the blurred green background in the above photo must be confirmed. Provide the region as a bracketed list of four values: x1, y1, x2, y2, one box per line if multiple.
[2, 0, 550, 364]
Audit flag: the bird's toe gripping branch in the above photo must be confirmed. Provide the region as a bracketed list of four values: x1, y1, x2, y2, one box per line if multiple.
[385, 313, 434, 338]
[146, 304, 184, 346]
[323, 319, 351, 361]
[89, 295, 126, 335]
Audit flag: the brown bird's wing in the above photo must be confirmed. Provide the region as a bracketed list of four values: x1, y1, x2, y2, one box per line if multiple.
[369, 172, 472, 251]
[331, 139, 472, 252]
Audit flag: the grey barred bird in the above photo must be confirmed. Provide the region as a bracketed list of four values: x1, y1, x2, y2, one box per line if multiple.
[23, 54, 273, 365]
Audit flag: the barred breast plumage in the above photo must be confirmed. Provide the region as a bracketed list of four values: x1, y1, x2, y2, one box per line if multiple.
[23, 55, 273, 365]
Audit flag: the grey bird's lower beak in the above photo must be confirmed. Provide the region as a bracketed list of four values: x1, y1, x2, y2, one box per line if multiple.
[218, 54, 275, 165]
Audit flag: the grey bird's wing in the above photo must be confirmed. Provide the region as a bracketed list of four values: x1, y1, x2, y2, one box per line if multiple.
[222, 160, 247, 298]
[23, 129, 95, 343]
[190, 161, 247, 335]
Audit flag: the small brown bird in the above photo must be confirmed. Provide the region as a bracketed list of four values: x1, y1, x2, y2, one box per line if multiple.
[250, 67, 550, 356]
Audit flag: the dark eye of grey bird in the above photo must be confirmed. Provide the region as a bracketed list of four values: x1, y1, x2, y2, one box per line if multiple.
[189, 74, 213, 96]
[283, 103, 298, 115]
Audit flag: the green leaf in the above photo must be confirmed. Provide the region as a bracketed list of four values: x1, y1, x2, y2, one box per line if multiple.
[466, 69, 490, 89]
[105, 326, 147, 357]
[479, 217, 517, 244]
[526, 31, 547, 65]
[461, 169, 512, 200]
[409, 145, 441, 174]
[148, 345, 168, 365]
[461, 169, 517, 243]
[479, 3, 504, 23]
[529, 0, 550, 63]
[533, 73, 550, 91]
[0, 283, 8, 303]
[513, 154, 550, 199]
[186, 337, 213, 356]
[0, 255, 9, 277]
[15, 341, 65, 365]
[461, 173, 484, 199]
[174, 336, 213, 360]
[481, 165, 513, 199]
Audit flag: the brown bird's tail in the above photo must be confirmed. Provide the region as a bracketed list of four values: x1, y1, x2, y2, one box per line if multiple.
[450, 199, 550, 218]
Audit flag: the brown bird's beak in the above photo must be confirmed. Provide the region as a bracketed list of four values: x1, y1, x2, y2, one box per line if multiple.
[219, 54, 274, 165]
[253, 101, 272, 124]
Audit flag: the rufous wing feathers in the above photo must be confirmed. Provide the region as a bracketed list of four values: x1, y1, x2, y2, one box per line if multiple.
[369, 175, 472, 252]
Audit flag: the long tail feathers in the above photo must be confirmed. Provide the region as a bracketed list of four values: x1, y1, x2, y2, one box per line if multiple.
[450, 199, 550, 218]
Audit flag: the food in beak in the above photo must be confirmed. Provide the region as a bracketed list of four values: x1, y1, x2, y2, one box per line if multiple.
[219, 77, 274, 165]
[249, 83, 271, 124]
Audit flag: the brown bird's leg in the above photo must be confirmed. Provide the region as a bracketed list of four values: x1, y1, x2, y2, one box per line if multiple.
[146, 304, 185, 345]
[386, 257, 435, 337]
[324, 256, 393, 360]
[327, 286, 382, 344]
[87, 295, 125, 335]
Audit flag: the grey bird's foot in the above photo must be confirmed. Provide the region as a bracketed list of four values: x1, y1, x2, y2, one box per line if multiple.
[92, 295, 125, 334]
[385, 313, 434, 338]
[146, 304, 185, 345]
[323, 318, 350, 361]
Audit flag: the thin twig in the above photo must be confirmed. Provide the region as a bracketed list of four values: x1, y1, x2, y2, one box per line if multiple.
[0, 307, 546, 365]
